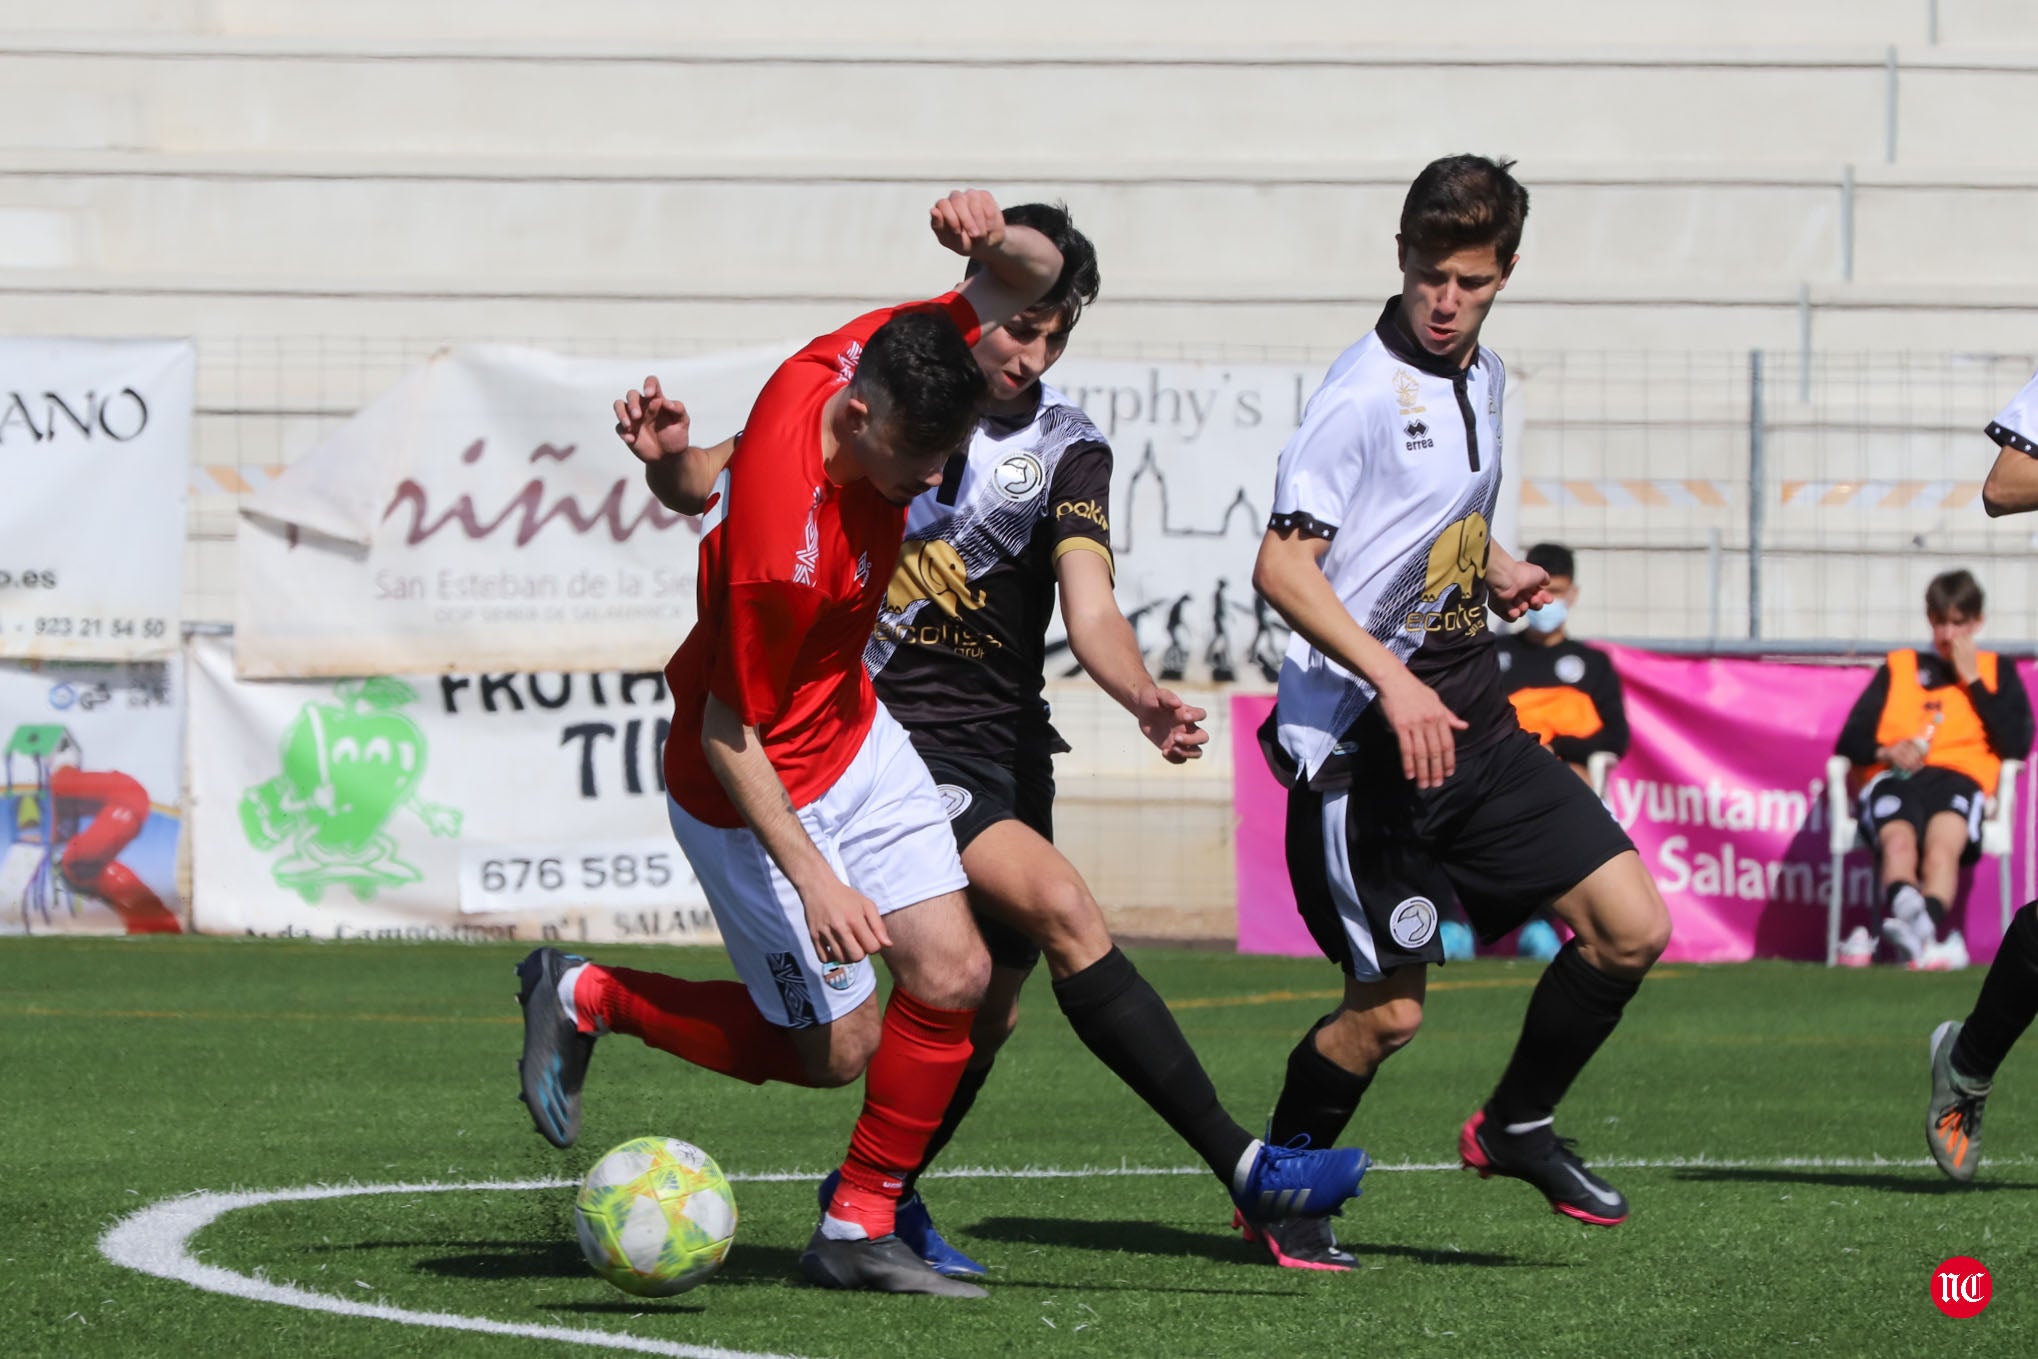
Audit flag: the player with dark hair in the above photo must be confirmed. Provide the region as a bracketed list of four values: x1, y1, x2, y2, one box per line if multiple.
[621, 200, 1369, 1277]
[1494, 541, 1630, 960]
[1248, 154, 1672, 1264]
[514, 190, 1063, 1299]
[1923, 371, 2038, 1180]
[1834, 569, 2031, 971]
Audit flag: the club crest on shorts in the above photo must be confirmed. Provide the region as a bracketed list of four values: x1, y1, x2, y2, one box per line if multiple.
[821, 963, 859, 992]
[1388, 896, 1439, 950]
[1873, 794, 1904, 820]
[935, 784, 973, 819]
[992, 452, 1045, 503]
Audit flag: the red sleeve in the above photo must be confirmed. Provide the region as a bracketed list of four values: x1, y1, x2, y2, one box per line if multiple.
[831, 292, 983, 351]
[918, 291, 982, 347]
[708, 580, 826, 727]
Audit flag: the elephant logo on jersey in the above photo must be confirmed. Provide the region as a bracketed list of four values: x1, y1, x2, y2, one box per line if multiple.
[1420, 512, 1490, 607]
[886, 538, 986, 617]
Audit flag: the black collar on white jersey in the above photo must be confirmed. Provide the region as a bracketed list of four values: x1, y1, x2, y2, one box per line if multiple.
[1373, 298, 1483, 381]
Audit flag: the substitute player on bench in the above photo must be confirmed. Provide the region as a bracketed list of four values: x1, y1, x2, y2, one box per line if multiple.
[1923, 368, 2038, 1180]
[1833, 570, 2030, 971]
[1250, 156, 1671, 1258]
[620, 202, 1369, 1277]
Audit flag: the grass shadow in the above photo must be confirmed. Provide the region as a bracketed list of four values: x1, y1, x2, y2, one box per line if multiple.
[1672, 1167, 2038, 1195]
[539, 1300, 706, 1316]
[410, 1240, 587, 1280]
[970, 1216, 1541, 1270]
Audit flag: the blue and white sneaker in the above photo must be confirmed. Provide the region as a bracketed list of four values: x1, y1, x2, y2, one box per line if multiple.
[817, 1170, 987, 1278]
[1232, 1138, 1371, 1220]
[516, 947, 595, 1149]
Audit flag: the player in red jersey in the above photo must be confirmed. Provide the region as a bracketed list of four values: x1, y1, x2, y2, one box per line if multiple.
[516, 191, 1063, 1297]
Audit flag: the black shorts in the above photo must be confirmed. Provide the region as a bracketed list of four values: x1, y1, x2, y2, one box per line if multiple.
[1857, 767, 1987, 865]
[912, 734, 1057, 973]
[1286, 715, 1634, 981]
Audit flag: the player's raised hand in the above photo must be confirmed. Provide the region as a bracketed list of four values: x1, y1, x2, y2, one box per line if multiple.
[930, 189, 1007, 259]
[1132, 683, 1210, 763]
[613, 375, 691, 466]
[1378, 672, 1468, 790]
[1487, 556, 1552, 622]
[800, 875, 893, 967]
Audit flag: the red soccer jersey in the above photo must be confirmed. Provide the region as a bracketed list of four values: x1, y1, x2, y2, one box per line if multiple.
[664, 292, 982, 827]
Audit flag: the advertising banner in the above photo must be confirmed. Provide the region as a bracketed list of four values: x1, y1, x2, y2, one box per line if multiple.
[233, 344, 782, 678]
[188, 635, 717, 945]
[0, 658, 184, 935]
[1048, 356, 1525, 686]
[1235, 649, 2038, 965]
[233, 345, 1524, 684]
[0, 338, 193, 661]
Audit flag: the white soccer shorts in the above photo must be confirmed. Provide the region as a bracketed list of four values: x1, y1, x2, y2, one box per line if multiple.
[665, 704, 968, 1028]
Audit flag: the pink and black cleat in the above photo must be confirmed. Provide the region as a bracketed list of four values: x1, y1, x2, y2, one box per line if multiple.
[1459, 1108, 1629, 1227]
[1232, 1208, 1357, 1271]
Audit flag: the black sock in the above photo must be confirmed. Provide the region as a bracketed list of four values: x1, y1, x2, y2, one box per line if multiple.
[1052, 947, 1256, 1181]
[901, 1059, 994, 1197]
[1951, 901, 2038, 1083]
[1268, 1014, 1372, 1149]
[1486, 939, 1643, 1128]
[1924, 896, 1949, 933]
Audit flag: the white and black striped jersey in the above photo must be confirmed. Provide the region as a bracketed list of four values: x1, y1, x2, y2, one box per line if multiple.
[1989, 368, 2038, 457]
[1268, 299, 1520, 784]
[864, 382, 1114, 747]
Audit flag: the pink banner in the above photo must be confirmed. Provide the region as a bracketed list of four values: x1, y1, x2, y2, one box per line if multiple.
[1234, 649, 2038, 965]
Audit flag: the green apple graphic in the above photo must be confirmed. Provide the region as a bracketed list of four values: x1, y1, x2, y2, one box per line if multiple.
[239, 678, 462, 903]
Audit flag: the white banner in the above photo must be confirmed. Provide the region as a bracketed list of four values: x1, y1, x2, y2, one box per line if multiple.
[0, 338, 193, 661]
[189, 635, 717, 945]
[0, 658, 184, 935]
[1051, 356, 1527, 686]
[232, 343, 1525, 686]
[233, 344, 782, 678]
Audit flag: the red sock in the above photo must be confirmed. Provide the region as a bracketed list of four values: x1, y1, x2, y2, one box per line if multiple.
[577, 965, 813, 1087]
[828, 987, 976, 1238]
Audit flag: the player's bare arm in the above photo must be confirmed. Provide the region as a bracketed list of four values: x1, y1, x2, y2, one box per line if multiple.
[934, 189, 1064, 333]
[1253, 524, 1467, 789]
[1056, 547, 1209, 764]
[1485, 541, 1554, 622]
[700, 693, 893, 964]
[1981, 441, 2038, 517]
[613, 376, 738, 514]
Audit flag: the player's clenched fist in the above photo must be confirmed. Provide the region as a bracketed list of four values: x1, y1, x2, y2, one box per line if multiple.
[613, 374, 691, 467]
[930, 189, 1008, 259]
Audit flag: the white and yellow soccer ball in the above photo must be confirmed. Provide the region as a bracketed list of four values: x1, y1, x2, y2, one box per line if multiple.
[573, 1136, 738, 1297]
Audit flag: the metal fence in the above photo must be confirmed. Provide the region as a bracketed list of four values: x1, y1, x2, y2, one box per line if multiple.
[181, 337, 2038, 653]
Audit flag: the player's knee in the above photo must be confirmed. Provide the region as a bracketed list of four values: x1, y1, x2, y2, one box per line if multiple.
[917, 940, 993, 1013]
[1602, 903, 1671, 974]
[1029, 876, 1107, 961]
[1366, 997, 1425, 1057]
[803, 1023, 881, 1088]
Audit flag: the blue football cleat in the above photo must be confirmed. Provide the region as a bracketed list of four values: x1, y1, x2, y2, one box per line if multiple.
[1517, 919, 1562, 961]
[817, 1170, 988, 1278]
[515, 947, 595, 1149]
[1233, 1138, 1371, 1220]
[1440, 920, 1476, 960]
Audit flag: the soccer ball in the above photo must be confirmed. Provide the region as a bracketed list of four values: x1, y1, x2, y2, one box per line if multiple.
[573, 1136, 738, 1297]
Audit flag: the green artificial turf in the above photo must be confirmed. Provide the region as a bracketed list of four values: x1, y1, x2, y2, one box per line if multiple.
[2, 938, 2031, 1356]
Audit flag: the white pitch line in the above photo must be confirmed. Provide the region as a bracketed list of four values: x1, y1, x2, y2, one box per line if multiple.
[99, 1178, 815, 1359]
[101, 1156, 2026, 1359]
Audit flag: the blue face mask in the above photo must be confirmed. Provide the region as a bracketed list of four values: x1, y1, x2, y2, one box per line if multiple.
[1524, 598, 1569, 635]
